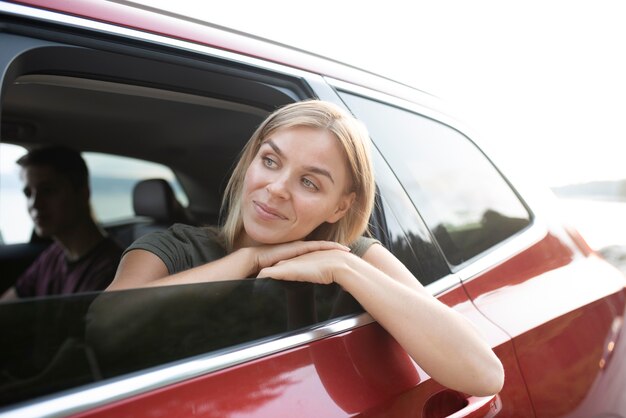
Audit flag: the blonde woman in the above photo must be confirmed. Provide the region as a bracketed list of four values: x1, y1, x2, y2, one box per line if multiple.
[108, 100, 504, 396]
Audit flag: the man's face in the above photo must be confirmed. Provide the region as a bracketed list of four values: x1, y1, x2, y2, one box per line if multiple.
[20, 165, 85, 238]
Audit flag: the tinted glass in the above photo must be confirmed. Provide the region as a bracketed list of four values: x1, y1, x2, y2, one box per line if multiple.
[0, 280, 360, 406]
[341, 93, 531, 266]
[371, 148, 449, 285]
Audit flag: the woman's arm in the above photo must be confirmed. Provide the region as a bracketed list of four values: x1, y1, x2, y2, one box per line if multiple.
[107, 241, 350, 291]
[257, 244, 505, 396]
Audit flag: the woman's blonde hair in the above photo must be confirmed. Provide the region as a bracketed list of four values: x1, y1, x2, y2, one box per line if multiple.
[220, 100, 375, 250]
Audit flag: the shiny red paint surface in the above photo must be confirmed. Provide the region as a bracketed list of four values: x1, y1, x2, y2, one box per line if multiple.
[464, 227, 626, 417]
[72, 323, 420, 418]
[72, 283, 532, 417]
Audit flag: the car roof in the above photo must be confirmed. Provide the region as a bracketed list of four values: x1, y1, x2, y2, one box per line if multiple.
[10, 0, 439, 106]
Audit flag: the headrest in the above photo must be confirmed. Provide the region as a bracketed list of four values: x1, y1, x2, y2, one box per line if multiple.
[132, 179, 182, 223]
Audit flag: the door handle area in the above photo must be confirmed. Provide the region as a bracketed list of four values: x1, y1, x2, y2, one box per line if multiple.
[423, 390, 502, 418]
[445, 394, 501, 418]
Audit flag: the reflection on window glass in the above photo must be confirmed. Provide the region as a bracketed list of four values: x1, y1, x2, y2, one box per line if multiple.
[371, 148, 449, 285]
[341, 93, 531, 266]
[0, 280, 361, 407]
[85, 153, 188, 223]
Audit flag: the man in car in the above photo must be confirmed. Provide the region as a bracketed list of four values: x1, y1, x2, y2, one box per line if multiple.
[1, 146, 123, 300]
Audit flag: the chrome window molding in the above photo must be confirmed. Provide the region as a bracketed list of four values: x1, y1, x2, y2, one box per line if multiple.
[455, 219, 548, 283]
[425, 222, 547, 295]
[0, 312, 375, 418]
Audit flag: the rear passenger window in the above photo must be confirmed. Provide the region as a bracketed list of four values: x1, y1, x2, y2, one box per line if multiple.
[0, 148, 187, 244]
[85, 153, 188, 223]
[340, 93, 531, 267]
[0, 143, 31, 244]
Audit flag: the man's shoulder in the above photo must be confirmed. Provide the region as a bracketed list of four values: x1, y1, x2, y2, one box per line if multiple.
[36, 241, 65, 260]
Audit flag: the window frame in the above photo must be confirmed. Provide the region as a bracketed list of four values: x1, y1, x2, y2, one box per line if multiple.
[327, 77, 547, 284]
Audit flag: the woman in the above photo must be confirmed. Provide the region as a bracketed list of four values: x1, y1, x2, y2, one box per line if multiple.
[108, 100, 504, 396]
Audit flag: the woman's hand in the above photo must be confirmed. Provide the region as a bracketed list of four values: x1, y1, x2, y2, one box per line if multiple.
[257, 248, 353, 285]
[248, 241, 350, 276]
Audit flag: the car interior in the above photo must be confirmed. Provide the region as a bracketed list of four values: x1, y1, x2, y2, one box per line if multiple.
[0, 40, 391, 295]
[0, 41, 303, 290]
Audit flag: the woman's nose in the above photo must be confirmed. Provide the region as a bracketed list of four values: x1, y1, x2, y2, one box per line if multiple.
[266, 177, 290, 199]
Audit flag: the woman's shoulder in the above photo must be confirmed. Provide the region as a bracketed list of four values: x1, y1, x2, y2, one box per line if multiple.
[126, 223, 222, 251]
[167, 223, 215, 237]
[349, 236, 381, 258]
[164, 223, 225, 246]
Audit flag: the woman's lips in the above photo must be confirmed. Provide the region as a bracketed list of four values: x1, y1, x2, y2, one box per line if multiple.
[253, 201, 287, 220]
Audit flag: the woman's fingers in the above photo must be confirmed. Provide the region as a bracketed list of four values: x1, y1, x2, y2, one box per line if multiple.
[256, 249, 348, 284]
[254, 240, 349, 270]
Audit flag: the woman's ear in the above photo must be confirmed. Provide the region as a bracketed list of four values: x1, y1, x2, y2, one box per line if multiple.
[326, 192, 356, 224]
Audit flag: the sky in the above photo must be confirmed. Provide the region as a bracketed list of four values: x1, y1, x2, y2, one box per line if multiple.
[133, 0, 626, 188]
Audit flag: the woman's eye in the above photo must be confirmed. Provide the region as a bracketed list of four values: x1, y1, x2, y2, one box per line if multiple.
[262, 156, 276, 168]
[302, 177, 318, 190]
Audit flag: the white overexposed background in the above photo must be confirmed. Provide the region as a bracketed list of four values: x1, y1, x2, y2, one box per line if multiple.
[134, 0, 626, 252]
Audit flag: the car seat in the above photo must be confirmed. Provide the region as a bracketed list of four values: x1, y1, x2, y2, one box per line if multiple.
[131, 178, 191, 239]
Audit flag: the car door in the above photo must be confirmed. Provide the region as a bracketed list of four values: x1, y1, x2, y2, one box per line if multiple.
[335, 83, 542, 416]
[337, 83, 626, 417]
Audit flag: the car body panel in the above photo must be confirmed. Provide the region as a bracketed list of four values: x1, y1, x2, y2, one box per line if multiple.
[66, 284, 532, 418]
[463, 230, 626, 416]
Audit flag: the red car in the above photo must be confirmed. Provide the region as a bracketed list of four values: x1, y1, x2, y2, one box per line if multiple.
[0, 1, 625, 417]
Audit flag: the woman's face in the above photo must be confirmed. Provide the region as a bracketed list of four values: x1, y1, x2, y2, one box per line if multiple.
[239, 126, 355, 247]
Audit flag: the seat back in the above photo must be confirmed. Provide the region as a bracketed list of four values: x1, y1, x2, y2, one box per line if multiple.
[132, 179, 189, 239]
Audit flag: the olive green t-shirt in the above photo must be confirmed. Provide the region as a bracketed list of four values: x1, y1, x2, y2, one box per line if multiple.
[124, 223, 379, 276]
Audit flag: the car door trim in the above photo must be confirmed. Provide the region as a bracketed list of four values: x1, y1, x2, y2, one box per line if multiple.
[0, 312, 375, 418]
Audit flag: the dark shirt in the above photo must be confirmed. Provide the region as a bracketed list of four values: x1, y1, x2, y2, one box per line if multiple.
[15, 237, 123, 298]
[125, 223, 379, 276]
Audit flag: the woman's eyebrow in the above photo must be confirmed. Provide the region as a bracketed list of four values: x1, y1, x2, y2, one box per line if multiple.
[263, 139, 284, 158]
[305, 166, 334, 184]
[262, 139, 334, 184]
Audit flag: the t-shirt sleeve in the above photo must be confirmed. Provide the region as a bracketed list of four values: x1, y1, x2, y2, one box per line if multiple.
[123, 224, 224, 275]
[349, 236, 381, 258]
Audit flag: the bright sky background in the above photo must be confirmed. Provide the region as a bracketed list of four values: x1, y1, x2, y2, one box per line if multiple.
[135, 0, 626, 188]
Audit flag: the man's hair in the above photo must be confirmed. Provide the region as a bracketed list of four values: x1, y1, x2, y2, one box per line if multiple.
[17, 146, 89, 190]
